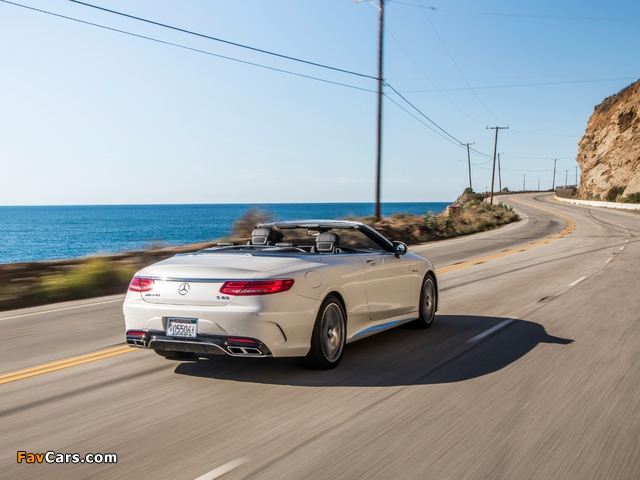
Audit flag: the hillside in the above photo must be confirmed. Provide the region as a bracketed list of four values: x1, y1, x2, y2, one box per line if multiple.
[576, 79, 640, 200]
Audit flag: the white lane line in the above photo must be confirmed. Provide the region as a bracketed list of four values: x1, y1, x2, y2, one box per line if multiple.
[466, 320, 513, 344]
[568, 276, 587, 287]
[620, 246, 625, 251]
[194, 458, 248, 480]
[0, 298, 123, 321]
[605, 258, 613, 264]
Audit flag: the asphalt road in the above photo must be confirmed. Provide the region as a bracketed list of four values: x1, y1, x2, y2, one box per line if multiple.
[1, 193, 639, 479]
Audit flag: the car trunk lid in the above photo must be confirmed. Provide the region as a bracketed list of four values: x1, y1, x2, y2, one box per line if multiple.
[135, 253, 317, 306]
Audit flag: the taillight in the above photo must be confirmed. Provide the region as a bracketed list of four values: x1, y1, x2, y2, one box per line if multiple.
[219, 279, 294, 296]
[128, 277, 155, 292]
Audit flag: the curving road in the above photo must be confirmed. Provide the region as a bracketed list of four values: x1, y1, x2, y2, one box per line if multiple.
[1, 193, 639, 479]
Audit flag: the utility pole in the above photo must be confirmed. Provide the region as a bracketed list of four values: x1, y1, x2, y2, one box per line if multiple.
[575, 166, 578, 186]
[552, 158, 558, 191]
[462, 142, 474, 191]
[497, 153, 502, 192]
[523, 174, 526, 191]
[487, 126, 508, 205]
[565, 170, 569, 187]
[375, 0, 385, 220]
[355, 0, 384, 219]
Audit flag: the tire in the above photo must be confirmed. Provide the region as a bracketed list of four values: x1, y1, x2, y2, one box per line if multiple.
[154, 349, 195, 360]
[412, 274, 437, 329]
[300, 295, 346, 369]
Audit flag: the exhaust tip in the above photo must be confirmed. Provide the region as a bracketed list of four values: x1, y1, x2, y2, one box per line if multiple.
[227, 346, 263, 355]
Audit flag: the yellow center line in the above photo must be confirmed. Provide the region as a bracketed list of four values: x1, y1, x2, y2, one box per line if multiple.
[0, 346, 135, 386]
[435, 197, 575, 275]
[4, 197, 575, 386]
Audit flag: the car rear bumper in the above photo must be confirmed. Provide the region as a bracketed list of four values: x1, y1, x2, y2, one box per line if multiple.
[123, 290, 320, 357]
[126, 330, 272, 357]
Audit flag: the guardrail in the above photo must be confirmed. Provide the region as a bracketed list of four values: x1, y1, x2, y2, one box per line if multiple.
[554, 196, 640, 211]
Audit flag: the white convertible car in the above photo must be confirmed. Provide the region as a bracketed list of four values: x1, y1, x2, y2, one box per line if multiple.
[124, 220, 438, 369]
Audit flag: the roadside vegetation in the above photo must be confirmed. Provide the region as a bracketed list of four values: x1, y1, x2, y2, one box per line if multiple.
[0, 259, 136, 311]
[230, 189, 517, 245]
[0, 190, 517, 312]
[584, 185, 640, 203]
[0, 243, 218, 312]
[360, 189, 517, 244]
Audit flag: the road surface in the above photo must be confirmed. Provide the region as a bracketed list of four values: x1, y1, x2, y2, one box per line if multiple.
[1, 193, 639, 479]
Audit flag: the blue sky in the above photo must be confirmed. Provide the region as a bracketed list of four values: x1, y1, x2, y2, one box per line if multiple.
[1, 0, 639, 205]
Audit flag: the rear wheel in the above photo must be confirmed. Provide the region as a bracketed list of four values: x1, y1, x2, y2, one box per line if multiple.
[300, 295, 346, 369]
[412, 275, 437, 329]
[154, 349, 195, 360]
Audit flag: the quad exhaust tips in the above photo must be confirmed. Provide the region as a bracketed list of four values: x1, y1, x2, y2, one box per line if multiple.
[228, 346, 263, 355]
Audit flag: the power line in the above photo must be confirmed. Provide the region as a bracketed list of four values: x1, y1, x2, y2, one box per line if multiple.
[416, 0, 505, 124]
[402, 77, 640, 93]
[391, 2, 640, 22]
[0, 0, 376, 93]
[512, 130, 580, 138]
[471, 162, 492, 170]
[67, 0, 500, 161]
[502, 168, 552, 173]
[385, 90, 502, 168]
[386, 82, 493, 157]
[383, 82, 495, 159]
[8, 0, 497, 163]
[385, 83, 466, 145]
[376, 5, 486, 126]
[67, 0, 377, 80]
[384, 94, 466, 148]
[509, 156, 574, 161]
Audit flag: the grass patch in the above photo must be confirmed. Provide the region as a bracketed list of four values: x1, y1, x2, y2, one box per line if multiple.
[0, 259, 139, 311]
[36, 259, 138, 303]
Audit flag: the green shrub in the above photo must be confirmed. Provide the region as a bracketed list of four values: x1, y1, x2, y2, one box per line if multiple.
[606, 185, 626, 202]
[624, 192, 640, 204]
[37, 259, 137, 302]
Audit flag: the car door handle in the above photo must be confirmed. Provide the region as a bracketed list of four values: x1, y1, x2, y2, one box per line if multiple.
[366, 260, 377, 266]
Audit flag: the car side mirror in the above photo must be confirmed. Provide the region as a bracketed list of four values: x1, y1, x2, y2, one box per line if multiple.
[392, 241, 408, 257]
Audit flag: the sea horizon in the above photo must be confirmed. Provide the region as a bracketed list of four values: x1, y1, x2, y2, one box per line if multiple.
[0, 200, 452, 208]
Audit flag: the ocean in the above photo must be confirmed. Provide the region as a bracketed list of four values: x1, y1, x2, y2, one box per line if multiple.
[0, 202, 449, 264]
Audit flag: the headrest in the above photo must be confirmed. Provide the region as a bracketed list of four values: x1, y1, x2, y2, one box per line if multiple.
[315, 232, 339, 253]
[250, 227, 282, 246]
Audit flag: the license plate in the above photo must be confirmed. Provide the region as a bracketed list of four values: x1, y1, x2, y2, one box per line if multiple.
[166, 318, 197, 337]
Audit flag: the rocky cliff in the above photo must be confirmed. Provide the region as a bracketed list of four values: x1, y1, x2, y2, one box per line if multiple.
[577, 79, 640, 199]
